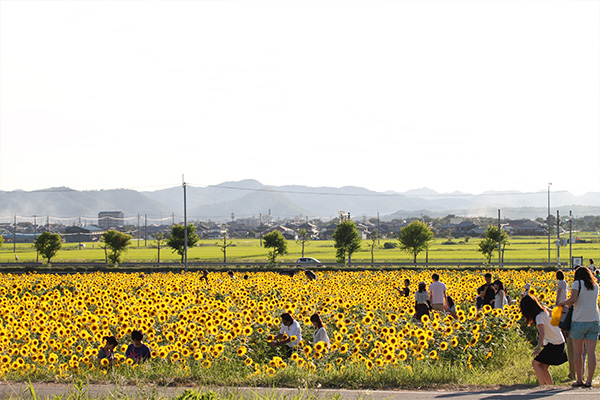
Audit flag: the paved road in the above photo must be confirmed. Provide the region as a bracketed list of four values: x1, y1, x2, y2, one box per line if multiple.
[1, 384, 600, 400]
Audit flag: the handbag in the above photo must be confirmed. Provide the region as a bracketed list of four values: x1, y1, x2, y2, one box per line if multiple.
[559, 307, 573, 331]
[559, 280, 581, 331]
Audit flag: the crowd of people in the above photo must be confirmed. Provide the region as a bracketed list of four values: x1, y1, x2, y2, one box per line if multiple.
[516, 261, 599, 387]
[397, 272, 506, 322]
[94, 263, 600, 388]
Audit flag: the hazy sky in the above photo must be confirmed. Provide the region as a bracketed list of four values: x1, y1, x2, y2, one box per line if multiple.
[1, 0, 598, 195]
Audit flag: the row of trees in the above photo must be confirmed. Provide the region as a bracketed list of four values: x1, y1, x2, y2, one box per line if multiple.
[18, 220, 508, 265]
[263, 220, 437, 265]
[24, 224, 201, 265]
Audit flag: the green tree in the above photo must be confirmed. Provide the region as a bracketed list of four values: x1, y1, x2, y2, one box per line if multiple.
[101, 230, 132, 264]
[167, 224, 200, 263]
[296, 228, 310, 257]
[34, 231, 62, 263]
[333, 220, 362, 265]
[263, 230, 288, 264]
[478, 237, 497, 263]
[0, 234, 3, 248]
[398, 221, 434, 264]
[478, 225, 509, 263]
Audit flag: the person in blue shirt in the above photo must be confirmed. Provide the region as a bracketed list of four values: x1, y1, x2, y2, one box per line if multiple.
[125, 330, 151, 361]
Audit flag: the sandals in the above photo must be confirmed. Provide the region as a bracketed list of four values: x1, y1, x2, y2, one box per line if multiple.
[571, 381, 593, 388]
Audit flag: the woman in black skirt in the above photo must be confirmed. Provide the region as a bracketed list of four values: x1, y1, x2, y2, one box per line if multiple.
[414, 281, 431, 322]
[520, 295, 568, 385]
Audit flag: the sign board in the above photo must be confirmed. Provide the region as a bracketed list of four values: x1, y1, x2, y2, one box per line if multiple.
[572, 256, 583, 269]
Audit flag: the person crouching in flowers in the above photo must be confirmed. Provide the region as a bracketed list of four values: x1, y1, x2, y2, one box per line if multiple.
[98, 336, 118, 367]
[268, 313, 302, 357]
[310, 313, 330, 348]
[520, 295, 567, 385]
[125, 330, 151, 362]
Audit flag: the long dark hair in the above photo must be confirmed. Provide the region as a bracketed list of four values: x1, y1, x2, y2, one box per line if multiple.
[103, 336, 118, 346]
[493, 279, 504, 291]
[520, 295, 545, 326]
[574, 266, 597, 290]
[310, 313, 324, 328]
[556, 270, 564, 280]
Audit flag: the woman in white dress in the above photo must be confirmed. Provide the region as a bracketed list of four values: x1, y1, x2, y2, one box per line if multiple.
[493, 279, 508, 309]
[310, 313, 330, 347]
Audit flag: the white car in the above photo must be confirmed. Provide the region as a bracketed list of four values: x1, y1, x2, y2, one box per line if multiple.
[297, 257, 322, 265]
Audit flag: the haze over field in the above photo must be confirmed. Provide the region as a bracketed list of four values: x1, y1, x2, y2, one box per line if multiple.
[0, 180, 599, 222]
[0, 1, 599, 197]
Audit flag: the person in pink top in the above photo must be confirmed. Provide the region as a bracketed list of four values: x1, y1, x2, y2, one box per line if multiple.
[428, 273, 448, 312]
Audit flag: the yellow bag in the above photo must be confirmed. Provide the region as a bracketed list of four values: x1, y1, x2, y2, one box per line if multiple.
[550, 306, 563, 326]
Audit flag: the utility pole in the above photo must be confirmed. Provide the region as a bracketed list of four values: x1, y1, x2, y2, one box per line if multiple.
[377, 212, 380, 245]
[259, 213, 262, 247]
[137, 214, 140, 247]
[34, 215, 39, 263]
[13, 216, 16, 253]
[547, 183, 552, 267]
[144, 214, 147, 247]
[557, 210, 561, 267]
[183, 175, 188, 273]
[498, 209, 501, 267]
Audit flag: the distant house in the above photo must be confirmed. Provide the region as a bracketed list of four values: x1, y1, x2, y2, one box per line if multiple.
[0, 230, 38, 243]
[356, 223, 371, 240]
[145, 224, 171, 238]
[272, 226, 297, 240]
[64, 225, 106, 243]
[98, 211, 124, 229]
[506, 220, 546, 236]
[296, 222, 320, 239]
[454, 221, 479, 235]
[207, 230, 226, 239]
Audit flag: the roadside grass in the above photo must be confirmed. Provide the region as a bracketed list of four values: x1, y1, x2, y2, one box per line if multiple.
[1, 233, 599, 264]
[0, 322, 580, 390]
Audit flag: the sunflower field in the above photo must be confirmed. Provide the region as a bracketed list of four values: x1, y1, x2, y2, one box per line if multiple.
[0, 269, 572, 387]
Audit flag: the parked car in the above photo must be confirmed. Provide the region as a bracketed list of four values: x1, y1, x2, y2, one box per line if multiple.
[297, 257, 322, 265]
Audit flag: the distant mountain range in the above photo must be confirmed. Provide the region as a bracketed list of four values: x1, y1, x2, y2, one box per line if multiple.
[1, 179, 599, 222]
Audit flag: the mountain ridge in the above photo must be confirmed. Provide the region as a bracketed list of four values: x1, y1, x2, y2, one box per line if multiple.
[0, 181, 598, 221]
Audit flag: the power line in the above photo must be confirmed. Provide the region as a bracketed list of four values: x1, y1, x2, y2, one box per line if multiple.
[191, 183, 570, 198]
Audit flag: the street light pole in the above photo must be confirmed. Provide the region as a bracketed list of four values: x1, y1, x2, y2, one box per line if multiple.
[547, 183, 552, 267]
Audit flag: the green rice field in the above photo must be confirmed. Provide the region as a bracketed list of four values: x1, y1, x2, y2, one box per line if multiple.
[1, 233, 599, 265]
